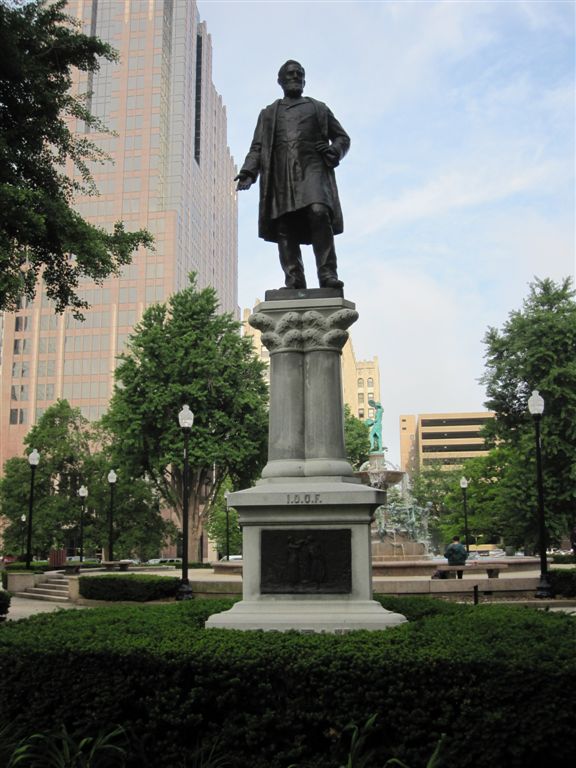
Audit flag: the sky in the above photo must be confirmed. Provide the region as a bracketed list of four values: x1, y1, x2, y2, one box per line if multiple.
[197, 0, 575, 466]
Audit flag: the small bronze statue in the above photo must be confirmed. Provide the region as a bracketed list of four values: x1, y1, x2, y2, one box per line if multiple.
[235, 60, 350, 290]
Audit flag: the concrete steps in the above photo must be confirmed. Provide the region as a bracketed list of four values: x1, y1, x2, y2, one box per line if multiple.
[14, 574, 70, 602]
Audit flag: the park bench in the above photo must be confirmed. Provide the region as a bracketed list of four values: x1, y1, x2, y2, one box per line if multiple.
[434, 563, 509, 579]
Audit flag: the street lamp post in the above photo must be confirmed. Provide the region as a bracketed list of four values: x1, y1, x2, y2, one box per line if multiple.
[20, 514, 27, 560]
[78, 485, 88, 563]
[26, 449, 40, 570]
[107, 470, 117, 562]
[224, 491, 230, 561]
[177, 405, 194, 600]
[459, 477, 470, 553]
[528, 390, 553, 599]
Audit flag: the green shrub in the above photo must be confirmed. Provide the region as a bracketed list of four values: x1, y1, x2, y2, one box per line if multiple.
[551, 554, 576, 565]
[375, 594, 467, 620]
[0, 590, 10, 618]
[549, 568, 576, 597]
[79, 574, 180, 602]
[0, 597, 573, 767]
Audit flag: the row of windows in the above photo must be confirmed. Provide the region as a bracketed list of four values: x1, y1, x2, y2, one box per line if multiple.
[421, 417, 491, 428]
[63, 358, 110, 376]
[65, 310, 137, 329]
[422, 444, 488, 453]
[421, 431, 485, 441]
[357, 409, 375, 420]
[62, 381, 109, 400]
[11, 383, 55, 402]
[12, 357, 110, 379]
[357, 377, 374, 388]
[65, 334, 110, 353]
[358, 392, 374, 404]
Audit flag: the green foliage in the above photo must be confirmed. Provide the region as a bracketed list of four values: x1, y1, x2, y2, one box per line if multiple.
[0, 598, 574, 768]
[103, 275, 269, 556]
[481, 277, 576, 547]
[374, 594, 465, 620]
[343, 405, 370, 470]
[2, 722, 128, 768]
[551, 554, 576, 564]
[78, 575, 180, 602]
[0, 401, 174, 561]
[205, 482, 242, 558]
[548, 568, 576, 597]
[0, 0, 152, 315]
[0, 590, 10, 617]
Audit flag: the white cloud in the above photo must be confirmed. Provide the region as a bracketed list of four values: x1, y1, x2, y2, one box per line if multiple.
[346, 155, 562, 238]
[199, 0, 575, 466]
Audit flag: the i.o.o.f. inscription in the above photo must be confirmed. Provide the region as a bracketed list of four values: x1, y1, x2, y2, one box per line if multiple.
[286, 493, 323, 505]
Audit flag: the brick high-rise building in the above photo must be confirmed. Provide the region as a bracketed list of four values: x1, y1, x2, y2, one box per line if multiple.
[0, 0, 237, 469]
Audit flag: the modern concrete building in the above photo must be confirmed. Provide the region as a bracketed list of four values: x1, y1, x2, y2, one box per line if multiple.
[400, 411, 495, 477]
[0, 0, 237, 470]
[242, 304, 381, 419]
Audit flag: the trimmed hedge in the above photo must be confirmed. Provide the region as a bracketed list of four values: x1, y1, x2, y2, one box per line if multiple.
[549, 568, 576, 597]
[0, 590, 10, 618]
[551, 554, 576, 565]
[78, 574, 180, 602]
[0, 597, 574, 767]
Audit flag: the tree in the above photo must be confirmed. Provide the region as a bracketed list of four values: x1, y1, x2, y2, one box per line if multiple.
[408, 461, 462, 546]
[409, 461, 460, 520]
[0, 0, 152, 316]
[0, 400, 91, 557]
[343, 405, 370, 470]
[481, 277, 576, 546]
[205, 481, 242, 559]
[102, 275, 269, 561]
[0, 400, 173, 560]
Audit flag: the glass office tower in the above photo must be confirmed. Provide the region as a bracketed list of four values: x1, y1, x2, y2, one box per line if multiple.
[0, 0, 238, 469]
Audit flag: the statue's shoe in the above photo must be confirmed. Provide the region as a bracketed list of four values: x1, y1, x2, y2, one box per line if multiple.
[320, 277, 344, 289]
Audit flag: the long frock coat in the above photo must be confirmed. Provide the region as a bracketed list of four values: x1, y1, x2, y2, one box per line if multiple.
[239, 97, 350, 244]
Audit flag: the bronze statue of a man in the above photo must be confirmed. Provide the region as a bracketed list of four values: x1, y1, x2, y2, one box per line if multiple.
[235, 60, 350, 290]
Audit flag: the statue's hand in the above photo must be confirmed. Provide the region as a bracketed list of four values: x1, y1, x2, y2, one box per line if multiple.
[234, 173, 254, 191]
[315, 141, 340, 168]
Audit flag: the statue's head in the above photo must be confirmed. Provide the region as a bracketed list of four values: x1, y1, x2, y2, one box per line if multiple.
[278, 60, 305, 97]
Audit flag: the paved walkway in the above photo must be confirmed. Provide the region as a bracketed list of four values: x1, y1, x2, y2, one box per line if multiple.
[5, 596, 85, 621]
[3, 566, 575, 621]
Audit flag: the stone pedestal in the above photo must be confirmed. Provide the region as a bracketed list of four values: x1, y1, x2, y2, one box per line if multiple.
[206, 291, 406, 632]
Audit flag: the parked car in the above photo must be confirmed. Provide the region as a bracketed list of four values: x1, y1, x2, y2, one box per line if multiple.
[146, 557, 182, 565]
[219, 555, 243, 561]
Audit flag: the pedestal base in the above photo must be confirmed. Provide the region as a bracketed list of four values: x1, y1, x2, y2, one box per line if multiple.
[204, 480, 407, 633]
[205, 598, 406, 632]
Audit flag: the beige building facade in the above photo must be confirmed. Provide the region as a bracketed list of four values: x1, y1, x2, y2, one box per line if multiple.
[0, 0, 237, 470]
[400, 411, 495, 477]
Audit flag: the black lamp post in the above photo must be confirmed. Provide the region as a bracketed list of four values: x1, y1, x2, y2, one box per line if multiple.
[459, 477, 470, 553]
[224, 490, 231, 561]
[78, 485, 88, 563]
[25, 449, 40, 570]
[20, 514, 27, 560]
[107, 470, 117, 562]
[177, 404, 194, 600]
[528, 390, 553, 599]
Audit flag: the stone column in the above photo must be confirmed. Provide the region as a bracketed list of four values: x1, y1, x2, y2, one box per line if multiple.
[249, 296, 358, 481]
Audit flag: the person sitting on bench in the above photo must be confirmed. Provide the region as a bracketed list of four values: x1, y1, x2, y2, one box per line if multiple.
[444, 536, 468, 579]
